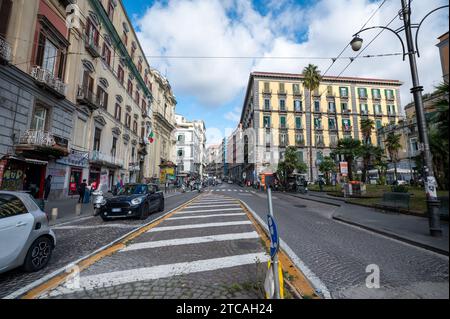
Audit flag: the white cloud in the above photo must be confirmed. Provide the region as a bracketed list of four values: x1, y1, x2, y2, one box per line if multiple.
[135, 0, 449, 110]
[224, 106, 242, 123]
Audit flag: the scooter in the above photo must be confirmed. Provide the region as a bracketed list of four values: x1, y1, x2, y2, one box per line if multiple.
[92, 190, 104, 216]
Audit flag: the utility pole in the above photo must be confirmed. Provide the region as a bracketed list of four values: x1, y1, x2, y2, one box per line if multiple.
[400, 0, 442, 236]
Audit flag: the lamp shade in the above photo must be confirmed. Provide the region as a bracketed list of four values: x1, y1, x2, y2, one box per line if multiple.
[350, 36, 363, 51]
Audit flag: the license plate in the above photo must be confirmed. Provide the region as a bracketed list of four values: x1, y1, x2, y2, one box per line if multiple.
[111, 208, 121, 213]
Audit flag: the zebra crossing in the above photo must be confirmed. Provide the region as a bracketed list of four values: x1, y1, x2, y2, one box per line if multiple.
[40, 194, 269, 299]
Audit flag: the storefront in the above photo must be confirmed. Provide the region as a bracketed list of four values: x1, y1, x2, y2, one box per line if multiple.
[56, 150, 90, 196]
[159, 161, 177, 184]
[89, 166, 101, 190]
[0, 156, 47, 198]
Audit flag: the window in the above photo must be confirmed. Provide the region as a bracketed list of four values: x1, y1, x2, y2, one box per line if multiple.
[340, 87, 349, 97]
[135, 91, 140, 104]
[93, 128, 101, 151]
[178, 134, 185, 143]
[410, 138, 419, 153]
[387, 104, 396, 115]
[372, 88, 381, 99]
[122, 31, 128, 46]
[376, 120, 382, 129]
[374, 104, 382, 115]
[107, 0, 115, 21]
[294, 100, 302, 112]
[341, 102, 349, 112]
[360, 104, 368, 115]
[264, 98, 270, 110]
[280, 132, 287, 145]
[102, 44, 111, 66]
[0, 194, 28, 219]
[133, 120, 138, 134]
[0, 0, 13, 38]
[280, 116, 286, 128]
[295, 117, 302, 129]
[111, 137, 117, 157]
[330, 134, 338, 147]
[97, 86, 108, 109]
[86, 19, 100, 47]
[314, 118, 322, 129]
[358, 88, 367, 98]
[117, 66, 124, 85]
[142, 99, 147, 112]
[279, 99, 286, 111]
[177, 149, 184, 157]
[315, 135, 324, 146]
[265, 130, 271, 145]
[385, 89, 394, 100]
[314, 100, 320, 112]
[342, 119, 352, 131]
[31, 107, 48, 131]
[295, 133, 304, 145]
[141, 126, 145, 139]
[125, 113, 131, 128]
[127, 80, 133, 95]
[263, 82, 270, 92]
[35, 32, 66, 78]
[328, 118, 336, 130]
[328, 101, 336, 112]
[138, 61, 142, 74]
[131, 147, 135, 162]
[263, 116, 271, 128]
[293, 83, 300, 94]
[114, 104, 122, 121]
[279, 83, 285, 93]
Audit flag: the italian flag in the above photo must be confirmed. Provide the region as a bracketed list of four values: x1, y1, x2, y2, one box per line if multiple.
[148, 128, 155, 143]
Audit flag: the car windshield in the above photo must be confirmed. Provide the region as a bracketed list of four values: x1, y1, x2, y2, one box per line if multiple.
[118, 185, 147, 195]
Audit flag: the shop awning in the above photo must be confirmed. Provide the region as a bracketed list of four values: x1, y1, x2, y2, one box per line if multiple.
[1, 155, 48, 165]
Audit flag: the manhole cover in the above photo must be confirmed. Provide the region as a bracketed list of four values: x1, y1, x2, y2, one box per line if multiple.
[294, 204, 307, 208]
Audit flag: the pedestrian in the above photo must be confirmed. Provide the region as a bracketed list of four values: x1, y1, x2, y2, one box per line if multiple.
[78, 179, 87, 203]
[44, 175, 52, 201]
[318, 177, 324, 192]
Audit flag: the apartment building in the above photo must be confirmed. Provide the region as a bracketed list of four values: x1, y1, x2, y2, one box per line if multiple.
[0, 0, 176, 198]
[205, 143, 221, 178]
[239, 71, 402, 182]
[174, 114, 206, 179]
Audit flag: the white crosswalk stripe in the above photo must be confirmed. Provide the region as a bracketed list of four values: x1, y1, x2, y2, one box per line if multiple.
[167, 213, 246, 220]
[148, 221, 252, 232]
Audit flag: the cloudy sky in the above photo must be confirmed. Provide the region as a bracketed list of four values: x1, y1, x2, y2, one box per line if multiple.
[123, 0, 449, 145]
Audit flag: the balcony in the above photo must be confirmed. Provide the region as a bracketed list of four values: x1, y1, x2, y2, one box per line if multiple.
[262, 88, 272, 95]
[30, 66, 67, 98]
[342, 109, 351, 115]
[77, 85, 100, 110]
[14, 130, 69, 158]
[278, 88, 287, 95]
[374, 111, 383, 117]
[329, 141, 338, 148]
[328, 108, 337, 114]
[342, 126, 353, 132]
[329, 127, 338, 132]
[84, 34, 101, 58]
[293, 90, 302, 97]
[373, 95, 381, 101]
[340, 94, 349, 100]
[0, 36, 12, 64]
[316, 141, 325, 148]
[314, 126, 324, 132]
[358, 95, 368, 101]
[89, 150, 122, 168]
[295, 139, 305, 147]
[386, 95, 395, 102]
[326, 91, 336, 98]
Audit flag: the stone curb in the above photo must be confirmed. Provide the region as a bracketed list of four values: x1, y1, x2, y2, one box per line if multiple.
[332, 215, 449, 257]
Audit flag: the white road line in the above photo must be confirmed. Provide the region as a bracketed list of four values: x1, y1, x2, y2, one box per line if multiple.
[121, 232, 259, 251]
[148, 221, 251, 232]
[52, 224, 137, 230]
[186, 204, 240, 209]
[178, 208, 243, 214]
[45, 253, 269, 296]
[167, 213, 246, 220]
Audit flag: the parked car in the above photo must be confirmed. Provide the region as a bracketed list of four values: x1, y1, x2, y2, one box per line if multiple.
[98, 183, 164, 221]
[0, 191, 56, 274]
[228, 180, 233, 184]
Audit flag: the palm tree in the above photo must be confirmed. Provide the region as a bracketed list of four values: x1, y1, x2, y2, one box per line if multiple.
[384, 132, 402, 182]
[302, 64, 321, 182]
[360, 118, 375, 145]
[276, 146, 307, 189]
[358, 144, 383, 183]
[332, 137, 361, 181]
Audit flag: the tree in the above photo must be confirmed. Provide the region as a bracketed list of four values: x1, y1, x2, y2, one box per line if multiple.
[318, 156, 337, 184]
[360, 118, 375, 145]
[384, 132, 402, 182]
[332, 138, 361, 181]
[277, 146, 307, 188]
[302, 64, 321, 181]
[358, 144, 383, 183]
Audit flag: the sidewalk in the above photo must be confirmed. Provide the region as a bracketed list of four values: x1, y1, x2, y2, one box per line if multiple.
[282, 191, 449, 256]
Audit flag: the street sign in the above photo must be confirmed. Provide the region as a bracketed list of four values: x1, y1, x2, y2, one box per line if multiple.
[267, 215, 279, 258]
[340, 162, 348, 176]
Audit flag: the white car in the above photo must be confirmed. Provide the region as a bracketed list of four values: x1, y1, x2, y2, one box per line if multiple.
[0, 191, 56, 274]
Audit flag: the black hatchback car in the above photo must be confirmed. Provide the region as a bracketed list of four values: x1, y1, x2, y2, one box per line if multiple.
[99, 184, 164, 221]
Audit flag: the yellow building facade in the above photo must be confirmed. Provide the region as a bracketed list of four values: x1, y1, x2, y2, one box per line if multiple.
[240, 72, 403, 181]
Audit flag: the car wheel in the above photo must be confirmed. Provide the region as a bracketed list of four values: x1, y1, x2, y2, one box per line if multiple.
[158, 199, 165, 212]
[101, 215, 110, 221]
[23, 236, 53, 272]
[140, 203, 149, 220]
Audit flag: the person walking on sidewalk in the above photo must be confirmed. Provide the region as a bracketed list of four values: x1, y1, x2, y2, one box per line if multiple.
[78, 179, 87, 203]
[44, 175, 52, 201]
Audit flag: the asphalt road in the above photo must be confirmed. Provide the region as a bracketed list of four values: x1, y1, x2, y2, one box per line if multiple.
[0, 191, 198, 299]
[211, 183, 449, 299]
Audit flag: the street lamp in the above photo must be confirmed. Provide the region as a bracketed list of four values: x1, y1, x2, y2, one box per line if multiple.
[350, 0, 448, 237]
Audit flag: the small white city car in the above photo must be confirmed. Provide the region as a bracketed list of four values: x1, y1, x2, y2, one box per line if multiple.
[0, 191, 56, 274]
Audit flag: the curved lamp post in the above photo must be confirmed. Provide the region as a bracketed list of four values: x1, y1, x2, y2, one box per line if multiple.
[350, 0, 448, 237]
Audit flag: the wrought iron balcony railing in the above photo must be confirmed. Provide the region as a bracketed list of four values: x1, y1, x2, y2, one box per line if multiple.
[30, 66, 67, 97]
[0, 36, 12, 64]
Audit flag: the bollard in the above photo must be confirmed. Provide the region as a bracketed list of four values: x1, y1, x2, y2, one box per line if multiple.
[51, 208, 58, 221]
[75, 203, 81, 216]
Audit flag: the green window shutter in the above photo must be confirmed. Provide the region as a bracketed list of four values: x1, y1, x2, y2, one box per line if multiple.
[295, 117, 301, 129]
[280, 116, 286, 125]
